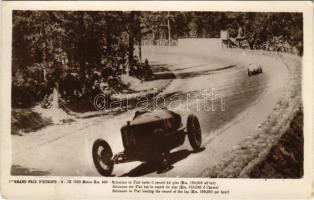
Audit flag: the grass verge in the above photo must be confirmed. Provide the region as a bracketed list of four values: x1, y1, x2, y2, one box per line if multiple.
[11, 108, 53, 135]
[248, 108, 303, 178]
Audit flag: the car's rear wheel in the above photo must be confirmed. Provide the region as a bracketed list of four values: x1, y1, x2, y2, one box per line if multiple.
[187, 114, 202, 151]
[92, 139, 114, 176]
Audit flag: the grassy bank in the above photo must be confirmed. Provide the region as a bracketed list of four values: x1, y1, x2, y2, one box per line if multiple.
[248, 108, 303, 178]
[11, 108, 53, 135]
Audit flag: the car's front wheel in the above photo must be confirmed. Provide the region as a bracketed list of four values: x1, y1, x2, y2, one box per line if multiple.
[187, 114, 202, 151]
[92, 139, 114, 176]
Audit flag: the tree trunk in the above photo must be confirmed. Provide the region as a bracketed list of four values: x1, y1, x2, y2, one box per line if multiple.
[79, 13, 86, 95]
[138, 13, 142, 64]
[106, 34, 112, 56]
[43, 68, 47, 82]
[139, 34, 142, 64]
[52, 62, 62, 109]
[52, 82, 59, 109]
[105, 14, 112, 56]
[167, 11, 171, 45]
[128, 12, 135, 67]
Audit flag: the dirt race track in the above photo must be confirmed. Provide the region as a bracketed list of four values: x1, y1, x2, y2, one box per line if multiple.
[12, 40, 294, 177]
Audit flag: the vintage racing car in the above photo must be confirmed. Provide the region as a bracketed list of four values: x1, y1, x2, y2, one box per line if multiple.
[92, 109, 202, 176]
[247, 63, 263, 76]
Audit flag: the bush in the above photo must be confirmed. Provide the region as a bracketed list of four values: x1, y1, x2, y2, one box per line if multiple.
[12, 75, 46, 108]
[11, 108, 53, 135]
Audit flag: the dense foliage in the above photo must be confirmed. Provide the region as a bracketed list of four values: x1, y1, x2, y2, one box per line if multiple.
[12, 11, 303, 108]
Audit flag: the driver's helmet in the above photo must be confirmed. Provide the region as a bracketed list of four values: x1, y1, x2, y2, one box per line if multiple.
[134, 109, 149, 119]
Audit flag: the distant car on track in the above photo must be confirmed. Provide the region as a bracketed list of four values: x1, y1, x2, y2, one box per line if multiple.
[92, 108, 202, 176]
[247, 63, 263, 76]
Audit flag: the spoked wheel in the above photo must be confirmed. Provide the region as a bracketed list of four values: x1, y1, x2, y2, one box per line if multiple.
[92, 139, 114, 176]
[187, 114, 202, 151]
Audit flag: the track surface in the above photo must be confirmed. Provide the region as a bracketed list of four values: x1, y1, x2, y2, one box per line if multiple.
[12, 46, 290, 177]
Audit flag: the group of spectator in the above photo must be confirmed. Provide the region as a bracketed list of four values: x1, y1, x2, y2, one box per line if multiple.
[256, 36, 302, 55]
[227, 35, 302, 55]
[141, 39, 178, 46]
[129, 58, 154, 81]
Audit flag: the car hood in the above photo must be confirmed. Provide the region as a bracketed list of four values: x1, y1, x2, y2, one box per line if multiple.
[121, 109, 181, 128]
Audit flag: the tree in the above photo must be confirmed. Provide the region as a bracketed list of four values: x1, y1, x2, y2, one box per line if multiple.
[127, 12, 135, 67]
[12, 11, 304, 108]
[13, 11, 70, 108]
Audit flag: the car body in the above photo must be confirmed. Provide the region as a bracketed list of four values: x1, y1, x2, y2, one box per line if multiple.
[92, 109, 202, 176]
[248, 63, 263, 76]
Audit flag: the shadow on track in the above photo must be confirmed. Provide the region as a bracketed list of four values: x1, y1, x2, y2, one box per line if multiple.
[120, 148, 205, 177]
[11, 165, 51, 176]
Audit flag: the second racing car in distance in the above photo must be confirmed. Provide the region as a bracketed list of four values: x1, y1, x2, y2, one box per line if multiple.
[248, 63, 263, 76]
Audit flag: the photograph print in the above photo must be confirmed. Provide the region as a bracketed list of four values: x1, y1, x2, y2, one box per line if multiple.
[11, 10, 303, 178]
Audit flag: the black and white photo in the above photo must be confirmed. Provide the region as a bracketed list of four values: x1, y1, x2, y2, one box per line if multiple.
[0, 1, 313, 199]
